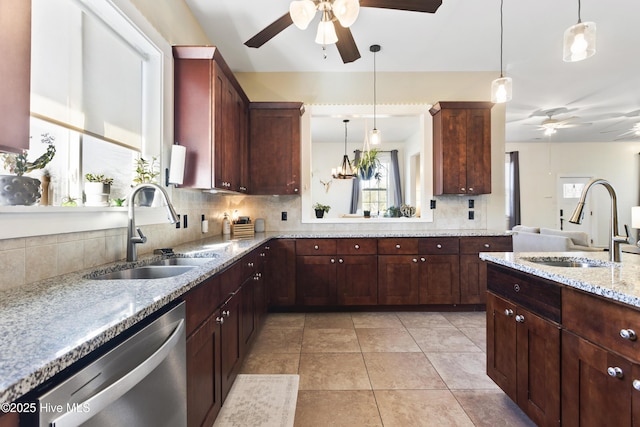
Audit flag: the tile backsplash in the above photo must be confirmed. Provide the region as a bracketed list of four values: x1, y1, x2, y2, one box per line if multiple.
[0, 189, 488, 290]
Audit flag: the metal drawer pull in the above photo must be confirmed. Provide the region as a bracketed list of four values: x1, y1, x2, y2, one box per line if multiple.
[504, 309, 514, 317]
[515, 314, 525, 323]
[469, 187, 474, 191]
[484, 243, 490, 248]
[222, 310, 230, 318]
[634, 380, 640, 391]
[412, 258, 418, 263]
[607, 367, 624, 379]
[420, 257, 426, 262]
[216, 317, 224, 325]
[436, 244, 442, 249]
[330, 259, 335, 264]
[354, 244, 360, 249]
[338, 259, 344, 264]
[314, 245, 319, 250]
[620, 329, 637, 341]
[396, 244, 401, 249]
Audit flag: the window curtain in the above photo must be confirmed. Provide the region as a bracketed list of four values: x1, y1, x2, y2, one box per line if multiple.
[390, 149, 403, 207]
[349, 150, 361, 214]
[506, 151, 521, 229]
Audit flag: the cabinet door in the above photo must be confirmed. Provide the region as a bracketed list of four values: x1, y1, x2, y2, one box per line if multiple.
[266, 239, 296, 307]
[0, 0, 30, 153]
[220, 294, 242, 402]
[249, 104, 302, 195]
[515, 307, 561, 427]
[562, 330, 632, 427]
[465, 107, 491, 194]
[240, 280, 255, 356]
[459, 254, 487, 304]
[187, 311, 222, 427]
[486, 292, 517, 401]
[337, 255, 377, 305]
[214, 64, 239, 191]
[377, 255, 419, 305]
[296, 255, 337, 306]
[437, 107, 468, 195]
[419, 254, 460, 304]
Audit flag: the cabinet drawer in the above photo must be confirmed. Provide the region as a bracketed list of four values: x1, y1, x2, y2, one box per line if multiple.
[460, 236, 512, 254]
[418, 237, 459, 254]
[336, 238, 377, 255]
[563, 288, 640, 363]
[296, 239, 337, 255]
[378, 238, 419, 254]
[487, 264, 561, 323]
[183, 276, 220, 336]
[220, 261, 243, 298]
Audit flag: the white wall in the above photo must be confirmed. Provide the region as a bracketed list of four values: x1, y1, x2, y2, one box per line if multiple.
[506, 140, 640, 246]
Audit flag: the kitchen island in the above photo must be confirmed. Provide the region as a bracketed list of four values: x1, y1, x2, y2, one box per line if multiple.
[480, 251, 640, 426]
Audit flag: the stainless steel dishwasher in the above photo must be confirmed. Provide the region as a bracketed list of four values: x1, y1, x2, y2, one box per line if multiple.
[34, 301, 186, 427]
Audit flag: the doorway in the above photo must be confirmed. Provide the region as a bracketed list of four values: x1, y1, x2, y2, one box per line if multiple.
[557, 175, 596, 244]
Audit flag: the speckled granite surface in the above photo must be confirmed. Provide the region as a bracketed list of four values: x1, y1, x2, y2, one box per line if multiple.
[0, 230, 509, 404]
[479, 251, 640, 308]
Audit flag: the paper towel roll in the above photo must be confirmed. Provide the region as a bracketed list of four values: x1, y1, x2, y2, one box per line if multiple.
[168, 144, 186, 185]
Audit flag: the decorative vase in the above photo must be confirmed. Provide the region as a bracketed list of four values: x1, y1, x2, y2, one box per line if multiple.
[40, 176, 51, 206]
[84, 182, 111, 207]
[137, 187, 156, 207]
[358, 166, 375, 181]
[0, 175, 41, 206]
[315, 209, 325, 219]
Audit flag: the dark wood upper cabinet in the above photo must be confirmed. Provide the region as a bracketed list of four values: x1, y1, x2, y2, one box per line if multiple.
[430, 101, 493, 195]
[0, 0, 31, 153]
[173, 46, 249, 191]
[249, 102, 303, 195]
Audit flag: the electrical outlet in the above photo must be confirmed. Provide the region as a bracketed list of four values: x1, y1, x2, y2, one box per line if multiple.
[175, 214, 181, 229]
[468, 211, 475, 220]
[183, 214, 188, 229]
[430, 200, 436, 209]
[281, 211, 288, 221]
[468, 199, 474, 209]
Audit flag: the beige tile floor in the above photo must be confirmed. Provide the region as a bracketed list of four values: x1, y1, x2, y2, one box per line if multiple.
[240, 311, 537, 427]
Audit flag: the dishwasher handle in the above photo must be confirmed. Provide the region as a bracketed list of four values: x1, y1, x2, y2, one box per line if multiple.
[50, 318, 185, 427]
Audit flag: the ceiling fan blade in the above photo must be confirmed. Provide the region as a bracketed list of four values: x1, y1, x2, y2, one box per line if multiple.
[244, 13, 293, 48]
[334, 25, 361, 63]
[360, 0, 442, 13]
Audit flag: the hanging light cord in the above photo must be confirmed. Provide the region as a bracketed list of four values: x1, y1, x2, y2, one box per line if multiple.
[373, 49, 377, 129]
[577, 0, 582, 23]
[499, 0, 504, 78]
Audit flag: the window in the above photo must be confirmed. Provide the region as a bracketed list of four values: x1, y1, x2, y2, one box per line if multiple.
[361, 152, 391, 216]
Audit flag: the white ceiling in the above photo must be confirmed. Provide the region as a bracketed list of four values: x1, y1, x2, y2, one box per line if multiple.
[184, 0, 640, 144]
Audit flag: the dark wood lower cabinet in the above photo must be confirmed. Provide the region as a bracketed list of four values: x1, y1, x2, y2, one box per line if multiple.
[220, 292, 242, 402]
[266, 239, 296, 307]
[296, 255, 337, 306]
[186, 310, 222, 427]
[337, 255, 377, 305]
[419, 254, 460, 304]
[378, 255, 419, 305]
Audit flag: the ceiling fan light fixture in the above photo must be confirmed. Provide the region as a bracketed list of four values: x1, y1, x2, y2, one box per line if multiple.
[333, 0, 360, 28]
[289, 0, 317, 30]
[491, 76, 512, 103]
[563, 21, 596, 62]
[315, 11, 338, 45]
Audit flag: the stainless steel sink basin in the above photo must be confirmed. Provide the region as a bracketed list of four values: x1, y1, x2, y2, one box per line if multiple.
[149, 257, 216, 266]
[91, 265, 196, 280]
[522, 256, 611, 268]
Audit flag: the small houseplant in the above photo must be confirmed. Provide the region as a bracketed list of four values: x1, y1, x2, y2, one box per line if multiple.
[132, 156, 159, 206]
[0, 133, 56, 205]
[353, 149, 381, 181]
[84, 173, 114, 207]
[313, 202, 330, 219]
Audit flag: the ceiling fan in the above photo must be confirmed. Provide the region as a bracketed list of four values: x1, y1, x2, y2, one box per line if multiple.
[527, 108, 591, 136]
[244, 0, 443, 63]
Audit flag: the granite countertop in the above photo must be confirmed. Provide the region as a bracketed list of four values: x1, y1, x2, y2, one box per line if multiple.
[479, 251, 640, 309]
[0, 229, 508, 404]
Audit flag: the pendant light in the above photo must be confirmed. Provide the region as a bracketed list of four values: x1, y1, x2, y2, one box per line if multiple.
[491, 0, 512, 103]
[563, 0, 596, 62]
[332, 119, 355, 179]
[370, 44, 381, 145]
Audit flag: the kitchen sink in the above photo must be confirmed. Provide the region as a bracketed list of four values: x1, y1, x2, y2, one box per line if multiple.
[91, 265, 196, 280]
[149, 257, 216, 266]
[522, 256, 612, 268]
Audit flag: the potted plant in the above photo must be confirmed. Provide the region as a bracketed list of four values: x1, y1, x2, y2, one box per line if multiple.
[84, 173, 114, 207]
[0, 133, 56, 205]
[354, 149, 381, 181]
[313, 202, 330, 219]
[133, 156, 159, 206]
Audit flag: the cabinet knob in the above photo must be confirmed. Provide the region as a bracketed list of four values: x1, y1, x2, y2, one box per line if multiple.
[314, 245, 319, 250]
[412, 258, 418, 263]
[265, 246, 270, 250]
[634, 380, 640, 391]
[484, 243, 490, 248]
[504, 309, 514, 317]
[330, 258, 336, 264]
[469, 187, 474, 192]
[607, 367, 624, 379]
[338, 258, 344, 264]
[260, 253, 266, 257]
[513, 283, 520, 292]
[294, 188, 299, 193]
[420, 257, 426, 262]
[620, 329, 637, 341]
[253, 274, 260, 281]
[396, 244, 401, 249]
[515, 314, 525, 323]
[248, 262, 254, 267]
[222, 310, 230, 318]
[354, 244, 360, 249]
[461, 187, 466, 192]
[215, 317, 224, 325]
[436, 244, 442, 249]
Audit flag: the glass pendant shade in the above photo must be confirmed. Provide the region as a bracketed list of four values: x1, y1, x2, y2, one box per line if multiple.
[315, 17, 338, 45]
[491, 76, 512, 103]
[289, 0, 317, 30]
[369, 128, 381, 145]
[333, 0, 360, 28]
[563, 21, 596, 62]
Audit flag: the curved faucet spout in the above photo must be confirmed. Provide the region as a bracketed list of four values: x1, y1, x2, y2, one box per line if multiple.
[126, 183, 179, 262]
[569, 178, 628, 262]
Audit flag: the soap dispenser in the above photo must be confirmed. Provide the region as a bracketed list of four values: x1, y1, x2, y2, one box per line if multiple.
[222, 212, 231, 235]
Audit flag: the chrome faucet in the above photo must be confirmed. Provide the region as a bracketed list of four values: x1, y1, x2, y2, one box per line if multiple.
[127, 183, 179, 262]
[569, 178, 629, 262]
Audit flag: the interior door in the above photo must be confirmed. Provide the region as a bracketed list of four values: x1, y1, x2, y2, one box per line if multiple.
[557, 175, 595, 243]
